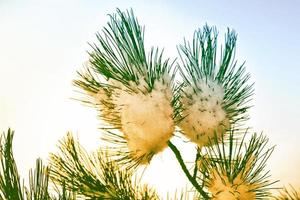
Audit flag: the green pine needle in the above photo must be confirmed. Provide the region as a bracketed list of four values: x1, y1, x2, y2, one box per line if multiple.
[74, 8, 177, 95]
[0, 129, 25, 200]
[49, 132, 159, 199]
[274, 185, 300, 200]
[197, 130, 278, 199]
[73, 8, 180, 167]
[0, 129, 77, 200]
[25, 159, 51, 200]
[178, 24, 254, 130]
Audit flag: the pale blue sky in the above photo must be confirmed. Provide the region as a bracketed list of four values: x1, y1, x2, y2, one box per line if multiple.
[0, 0, 300, 195]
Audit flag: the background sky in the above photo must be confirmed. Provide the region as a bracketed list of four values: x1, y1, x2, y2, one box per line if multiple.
[1, 0, 300, 197]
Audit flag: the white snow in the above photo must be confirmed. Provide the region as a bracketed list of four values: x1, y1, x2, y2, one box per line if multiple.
[179, 79, 230, 147]
[111, 79, 174, 163]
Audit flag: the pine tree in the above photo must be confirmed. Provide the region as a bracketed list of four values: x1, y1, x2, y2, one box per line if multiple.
[0, 8, 298, 200]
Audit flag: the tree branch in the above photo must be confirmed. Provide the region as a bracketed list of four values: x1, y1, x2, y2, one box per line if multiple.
[193, 148, 200, 179]
[168, 141, 209, 199]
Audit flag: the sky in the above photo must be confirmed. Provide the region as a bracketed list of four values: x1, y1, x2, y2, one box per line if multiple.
[0, 0, 300, 197]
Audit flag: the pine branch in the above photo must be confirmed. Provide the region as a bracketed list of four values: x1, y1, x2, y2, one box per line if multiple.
[177, 24, 254, 147]
[167, 141, 209, 199]
[193, 147, 201, 179]
[197, 130, 278, 199]
[74, 8, 177, 94]
[0, 129, 24, 200]
[0, 129, 76, 200]
[25, 159, 51, 200]
[273, 185, 300, 200]
[73, 8, 180, 167]
[49, 132, 159, 199]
